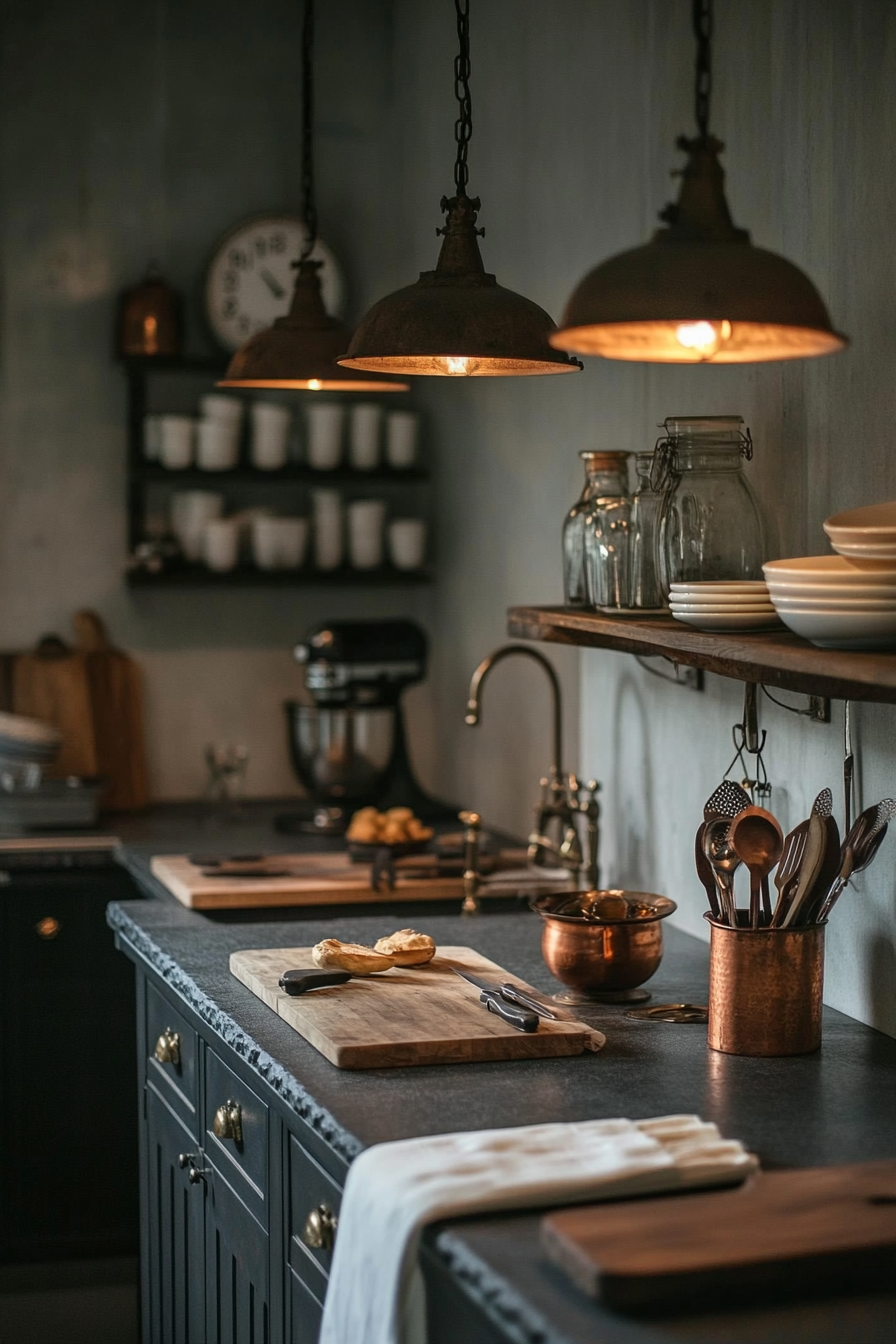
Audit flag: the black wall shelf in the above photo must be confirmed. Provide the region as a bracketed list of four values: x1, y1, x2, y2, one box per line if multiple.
[128, 564, 433, 588]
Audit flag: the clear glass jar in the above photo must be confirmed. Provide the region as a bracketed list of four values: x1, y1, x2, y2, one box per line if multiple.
[655, 416, 765, 590]
[629, 452, 666, 609]
[582, 453, 632, 609]
[562, 452, 627, 607]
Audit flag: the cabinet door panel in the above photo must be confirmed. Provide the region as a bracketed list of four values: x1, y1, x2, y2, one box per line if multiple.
[289, 1267, 323, 1344]
[205, 1167, 270, 1344]
[145, 1085, 206, 1344]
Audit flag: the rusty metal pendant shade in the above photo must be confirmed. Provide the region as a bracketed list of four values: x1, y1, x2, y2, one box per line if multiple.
[219, 260, 407, 391]
[554, 0, 847, 365]
[340, 193, 581, 378]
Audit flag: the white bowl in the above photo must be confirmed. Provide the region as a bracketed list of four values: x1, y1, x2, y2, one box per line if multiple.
[770, 594, 896, 611]
[824, 500, 896, 532]
[766, 580, 896, 600]
[764, 556, 896, 583]
[670, 601, 776, 615]
[672, 610, 783, 632]
[774, 607, 896, 649]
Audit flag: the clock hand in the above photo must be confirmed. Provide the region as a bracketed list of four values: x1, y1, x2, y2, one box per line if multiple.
[259, 267, 286, 299]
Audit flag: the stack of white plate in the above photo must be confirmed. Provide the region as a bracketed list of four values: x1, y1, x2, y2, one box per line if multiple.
[764, 555, 896, 649]
[823, 500, 896, 562]
[669, 581, 782, 632]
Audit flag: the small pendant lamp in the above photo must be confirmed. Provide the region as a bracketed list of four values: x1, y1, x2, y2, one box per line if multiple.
[338, 0, 581, 378]
[552, 0, 847, 364]
[219, 0, 408, 392]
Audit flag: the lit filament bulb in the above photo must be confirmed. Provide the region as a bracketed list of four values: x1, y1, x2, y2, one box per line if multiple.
[307, 378, 322, 391]
[675, 320, 732, 359]
[443, 356, 478, 376]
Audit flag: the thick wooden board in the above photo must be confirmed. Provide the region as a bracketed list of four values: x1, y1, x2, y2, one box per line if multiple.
[507, 604, 896, 705]
[230, 945, 604, 1068]
[12, 650, 98, 778]
[541, 1161, 896, 1313]
[152, 853, 467, 908]
[73, 611, 149, 811]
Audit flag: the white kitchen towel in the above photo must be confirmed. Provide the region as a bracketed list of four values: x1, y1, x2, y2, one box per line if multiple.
[319, 1114, 758, 1344]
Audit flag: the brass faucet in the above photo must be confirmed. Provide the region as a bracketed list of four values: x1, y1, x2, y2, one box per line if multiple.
[464, 644, 600, 888]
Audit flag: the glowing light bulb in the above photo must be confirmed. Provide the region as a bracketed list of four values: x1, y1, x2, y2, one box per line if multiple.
[307, 379, 322, 391]
[674, 320, 731, 358]
[444, 356, 475, 375]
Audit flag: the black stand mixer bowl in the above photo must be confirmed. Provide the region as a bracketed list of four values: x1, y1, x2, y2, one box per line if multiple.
[277, 619, 456, 835]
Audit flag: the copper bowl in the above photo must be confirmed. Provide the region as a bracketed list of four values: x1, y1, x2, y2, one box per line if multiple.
[531, 889, 677, 994]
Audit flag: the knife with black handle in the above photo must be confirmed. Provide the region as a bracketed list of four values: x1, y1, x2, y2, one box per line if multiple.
[279, 969, 353, 996]
[479, 990, 539, 1033]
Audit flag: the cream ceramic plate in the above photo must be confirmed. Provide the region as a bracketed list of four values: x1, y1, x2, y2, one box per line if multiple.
[771, 594, 896, 611]
[671, 610, 783, 631]
[668, 591, 770, 606]
[775, 607, 896, 648]
[764, 556, 896, 583]
[670, 582, 768, 596]
[767, 581, 896, 600]
[824, 500, 896, 531]
[830, 541, 896, 561]
[670, 602, 776, 614]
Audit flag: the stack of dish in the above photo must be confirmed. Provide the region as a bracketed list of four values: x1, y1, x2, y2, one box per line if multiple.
[764, 555, 896, 649]
[823, 500, 896, 562]
[669, 581, 782, 632]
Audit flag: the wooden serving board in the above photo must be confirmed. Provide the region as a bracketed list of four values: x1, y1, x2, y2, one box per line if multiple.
[152, 853, 466, 908]
[230, 945, 605, 1068]
[541, 1160, 896, 1313]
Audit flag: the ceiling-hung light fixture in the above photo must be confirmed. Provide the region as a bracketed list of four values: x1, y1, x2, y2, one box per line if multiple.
[338, 0, 581, 378]
[552, 0, 847, 364]
[219, 0, 408, 392]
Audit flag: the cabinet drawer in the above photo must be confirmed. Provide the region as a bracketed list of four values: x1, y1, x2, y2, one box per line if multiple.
[289, 1133, 343, 1290]
[145, 981, 198, 1130]
[204, 1046, 269, 1227]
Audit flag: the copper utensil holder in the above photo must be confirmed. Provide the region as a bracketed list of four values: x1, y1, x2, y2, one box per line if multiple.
[706, 914, 824, 1056]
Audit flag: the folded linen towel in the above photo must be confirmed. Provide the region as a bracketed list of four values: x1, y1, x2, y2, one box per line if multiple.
[319, 1114, 757, 1344]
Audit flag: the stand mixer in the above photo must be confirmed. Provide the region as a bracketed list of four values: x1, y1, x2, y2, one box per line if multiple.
[278, 619, 454, 835]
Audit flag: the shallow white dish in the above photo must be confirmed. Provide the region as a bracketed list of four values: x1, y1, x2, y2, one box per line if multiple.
[767, 580, 896, 600]
[671, 610, 783, 632]
[829, 540, 896, 561]
[668, 590, 770, 606]
[774, 607, 896, 649]
[763, 556, 896, 583]
[770, 594, 896, 611]
[670, 581, 768, 595]
[670, 602, 776, 615]
[824, 500, 896, 532]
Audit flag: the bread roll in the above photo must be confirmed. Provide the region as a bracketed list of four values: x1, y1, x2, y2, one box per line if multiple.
[373, 928, 436, 967]
[311, 939, 396, 974]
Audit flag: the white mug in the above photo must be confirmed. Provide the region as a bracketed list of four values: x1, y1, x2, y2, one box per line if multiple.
[250, 401, 291, 471]
[203, 518, 240, 572]
[275, 517, 308, 568]
[306, 403, 344, 470]
[347, 499, 387, 570]
[170, 491, 225, 562]
[143, 414, 163, 460]
[349, 403, 382, 471]
[388, 518, 426, 571]
[197, 418, 240, 471]
[200, 393, 243, 425]
[312, 490, 343, 570]
[385, 410, 419, 469]
[159, 415, 196, 470]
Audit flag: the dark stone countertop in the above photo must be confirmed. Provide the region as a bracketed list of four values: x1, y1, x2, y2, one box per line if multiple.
[104, 803, 896, 1344]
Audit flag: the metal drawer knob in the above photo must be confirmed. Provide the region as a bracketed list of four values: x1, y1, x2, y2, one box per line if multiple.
[154, 1027, 181, 1065]
[213, 1099, 243, 1144]
[177, 1152, 208, 1185]
[302, 1203, 338, 1251]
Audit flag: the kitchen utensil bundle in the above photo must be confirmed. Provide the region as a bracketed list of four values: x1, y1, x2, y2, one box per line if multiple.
[764, 549, 896, 648]
[669, 580, 782, 632]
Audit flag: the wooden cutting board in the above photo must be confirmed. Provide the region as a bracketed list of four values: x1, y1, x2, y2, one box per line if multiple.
[152, 852, 473, 908]
[12, 637, 98, 779]
[230, 945, 605, 1068]
[541, 1160, 896, 1313]
[73, 611, 148, 811]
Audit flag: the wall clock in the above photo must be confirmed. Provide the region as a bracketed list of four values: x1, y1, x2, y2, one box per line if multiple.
[205, 214, 345, 352]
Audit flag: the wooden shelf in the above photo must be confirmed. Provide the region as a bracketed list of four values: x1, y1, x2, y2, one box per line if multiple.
[135, 464, 428, 485]
[506, 606, 896, 705]
[128, 564, 432, 588]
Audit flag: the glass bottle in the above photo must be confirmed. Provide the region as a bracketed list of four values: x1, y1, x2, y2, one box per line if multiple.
[582, 453, 632, 609]
[629, 452, 665, 609]
[562, 452, 614, 606]
[655, 416, 765, 591]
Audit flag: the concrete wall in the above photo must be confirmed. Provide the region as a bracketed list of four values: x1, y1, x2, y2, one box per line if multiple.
[391, 0, 896, 1035]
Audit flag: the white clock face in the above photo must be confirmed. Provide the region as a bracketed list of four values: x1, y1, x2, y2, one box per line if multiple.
[205, 215, 345, 352]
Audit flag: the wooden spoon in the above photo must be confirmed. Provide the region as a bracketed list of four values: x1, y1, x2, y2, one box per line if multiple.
[729, 806, 784, 928]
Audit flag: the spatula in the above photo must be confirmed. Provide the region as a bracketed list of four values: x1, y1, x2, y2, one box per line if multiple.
[704, 780, 752, 823]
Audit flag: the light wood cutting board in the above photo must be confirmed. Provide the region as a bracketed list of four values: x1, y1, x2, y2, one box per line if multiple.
[152, 853, 472, 908]
[73, 611, 149, 811]
[230, 945, 605, 1068]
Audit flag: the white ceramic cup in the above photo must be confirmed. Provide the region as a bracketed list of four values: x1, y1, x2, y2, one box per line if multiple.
[250, 401, 291, 471]
[348, 499, 387, 569]
[170, 491, 225, 562]
[159, 415, 196, 470]
[388, 518, 426, 570]
[200, 393, 243, 425]
[196, 418, 240, 471]
[385, 410, 419, 469]
[202, 517, 240, 572]
[312, 490, 343, 570]
[349, 403, 382, 471]
[275, 517, 308, 568]
[143, 414, 163, 460]
[306, 403, 344, 470]
[251, 516, 283, 570]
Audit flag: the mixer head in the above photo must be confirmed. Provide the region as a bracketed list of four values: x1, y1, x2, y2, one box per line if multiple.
[294, 619, 427, 707]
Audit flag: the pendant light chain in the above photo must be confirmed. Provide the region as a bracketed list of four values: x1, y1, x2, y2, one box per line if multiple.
[300, 0, 318, 260]
[692, 0, 713, 138]
[452, 0, 473, 197]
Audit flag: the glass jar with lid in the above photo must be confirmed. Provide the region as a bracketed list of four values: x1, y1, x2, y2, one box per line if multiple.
[562, 451, 629, 607]
[654, 416, 765, 591]
[629, 452, 666, 610]
[581, 452, 632, 609]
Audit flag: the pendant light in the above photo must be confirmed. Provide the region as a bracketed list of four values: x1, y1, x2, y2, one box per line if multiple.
[219, 0, 408, 392]
[552, 0, 847, 364]
[338, 0, 581, 378]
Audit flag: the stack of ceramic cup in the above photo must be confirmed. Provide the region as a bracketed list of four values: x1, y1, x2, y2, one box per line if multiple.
[197, 394, 243, 471]
[669, 580, 781, 631]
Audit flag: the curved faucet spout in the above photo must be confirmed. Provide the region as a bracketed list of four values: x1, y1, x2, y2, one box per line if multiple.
[465, 643, 563, 777]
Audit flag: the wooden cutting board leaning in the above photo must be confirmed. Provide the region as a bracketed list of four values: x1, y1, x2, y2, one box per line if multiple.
[541, 1160, 896, 1312]
[230, 945, 606, 1067]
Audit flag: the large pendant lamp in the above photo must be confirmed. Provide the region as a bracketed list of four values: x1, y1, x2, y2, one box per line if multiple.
[552, 0, 847, 364]
[219, 0, 408, 392]
[338, 0, 581, 378]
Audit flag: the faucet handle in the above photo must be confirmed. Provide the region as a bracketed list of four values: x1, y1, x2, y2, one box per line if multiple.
[459, 811, 482, 915]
